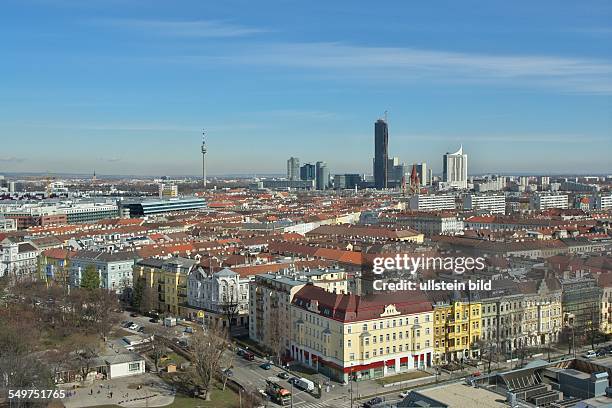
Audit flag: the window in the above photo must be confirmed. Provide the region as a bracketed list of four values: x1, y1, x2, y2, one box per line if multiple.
[347, 339, 352, 347]
[128, 362, 140, 372]
[362, 323, 368, 332]
[347, 326, 352, 334]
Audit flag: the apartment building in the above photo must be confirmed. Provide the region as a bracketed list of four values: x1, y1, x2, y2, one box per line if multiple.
[595, 194, 612, 210]
[0, 217, 17, 232]
[518, 279, 563, 347]
[70, 250, 136, 292]
[479, 281, 525, 353]
[408, 194, 456, 211]
[463, 194, 506, 214]
[385, 212, 464, 236]
[432, 300, 482, 364]
[0, 237, 39, 278]
[530, 194, 569, 210]
[133, 257, 199, 316]
[600, 274, 612, 335]
[186, 267, 250, 327]
[560, 278, 602, 342]
[290, 285, 434, 382]
[249, 267, 349, 360]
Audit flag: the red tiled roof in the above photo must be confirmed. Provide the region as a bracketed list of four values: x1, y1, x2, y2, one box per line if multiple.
[292, 285, 432, 323]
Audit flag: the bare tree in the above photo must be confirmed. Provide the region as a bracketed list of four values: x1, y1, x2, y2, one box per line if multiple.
[74, 339, 100, 382]
[267, 299, 286, 365]
[219, 289, 239, 330]
[190, 323, 230, 400]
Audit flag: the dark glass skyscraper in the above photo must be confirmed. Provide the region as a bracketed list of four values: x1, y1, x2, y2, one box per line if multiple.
[300, 163, 316, 181]
[373, 119, 389, 189]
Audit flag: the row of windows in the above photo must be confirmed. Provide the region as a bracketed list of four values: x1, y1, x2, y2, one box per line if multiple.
[349, 341, 431, 360]
[347, 315, 431, 334]
[434, 308, 480, 322]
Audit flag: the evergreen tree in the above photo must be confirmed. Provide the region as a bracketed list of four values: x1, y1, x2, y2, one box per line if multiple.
[80, 265, 100, 290]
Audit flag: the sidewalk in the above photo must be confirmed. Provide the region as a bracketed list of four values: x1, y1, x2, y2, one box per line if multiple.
[61, 373, 175, 408]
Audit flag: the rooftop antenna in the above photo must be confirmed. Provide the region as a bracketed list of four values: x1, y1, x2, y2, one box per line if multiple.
[384, 110, 388, 123]
[201, 130, 207, 189]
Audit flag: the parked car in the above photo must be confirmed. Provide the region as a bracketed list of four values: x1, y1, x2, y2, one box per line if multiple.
[584, 350, 597, 359]
[129, 324, 139, 330]
[363, 397, 384, 407]
[399, 390, 410, 398]
[237, 349, 245, 357]
[277, 372, 290, 380]
[243, 352, 255, 361]
[122, 321, 134, 328]
[288, 377, 299, 385]
[149, 318, 159, 323]
[222, 368, 233, 377]
[260, 363, 272, 370]
[137, 327, 145, 333]
[130, 312, 138, 317]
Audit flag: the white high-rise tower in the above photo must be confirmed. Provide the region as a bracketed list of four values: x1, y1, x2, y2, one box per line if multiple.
[443, 145, 468, 189]
[201, 130, 207, 188]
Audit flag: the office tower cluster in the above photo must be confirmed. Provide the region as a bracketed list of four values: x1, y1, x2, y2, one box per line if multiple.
[281, 113, 472, 192]
[285, 157, 330, 190]
[371, 116, 436, 191]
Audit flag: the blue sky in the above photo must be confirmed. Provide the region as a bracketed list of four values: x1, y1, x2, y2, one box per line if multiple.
[1, 0, 611, 176]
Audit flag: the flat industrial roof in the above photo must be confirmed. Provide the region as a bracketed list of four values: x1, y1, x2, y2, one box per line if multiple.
[419, 383, 508, 408]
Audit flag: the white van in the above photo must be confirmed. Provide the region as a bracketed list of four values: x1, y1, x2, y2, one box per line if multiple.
[294, 378, 315, 392]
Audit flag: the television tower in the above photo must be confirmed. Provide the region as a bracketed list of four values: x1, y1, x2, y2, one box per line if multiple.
[201, 130, 207, 189]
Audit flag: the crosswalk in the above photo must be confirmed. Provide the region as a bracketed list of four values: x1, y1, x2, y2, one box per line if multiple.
[295, 397, 355, 408]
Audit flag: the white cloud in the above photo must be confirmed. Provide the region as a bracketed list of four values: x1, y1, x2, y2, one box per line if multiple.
[95, 18, 268, 38]
[0, 156, 26, 163]
[185, 42, 612, 94]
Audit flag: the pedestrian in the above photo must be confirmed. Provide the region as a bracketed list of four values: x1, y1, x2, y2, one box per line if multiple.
[110, 391, 113, 398]
[90, 389, 93, 395]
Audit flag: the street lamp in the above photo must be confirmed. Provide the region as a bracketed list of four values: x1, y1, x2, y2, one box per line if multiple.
[411, 323, 422, 370]
[349, 363, 354, 408]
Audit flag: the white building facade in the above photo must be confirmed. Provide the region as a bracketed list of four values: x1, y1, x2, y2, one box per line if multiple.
[464, 194, 506, 214]
[442, 146, 468, 189]
[187, 267, 250, 327]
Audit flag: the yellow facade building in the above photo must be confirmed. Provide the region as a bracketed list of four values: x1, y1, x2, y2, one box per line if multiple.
[433, 300, 481, 364]
[133, 257, 199, 316]
[291, 285, 434, 382]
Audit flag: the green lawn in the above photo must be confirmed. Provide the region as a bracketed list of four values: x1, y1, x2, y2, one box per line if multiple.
[376, 370, 431, 386]
[89, 387, 239, 408]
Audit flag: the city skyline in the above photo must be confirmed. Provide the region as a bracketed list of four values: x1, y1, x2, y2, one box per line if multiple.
[1, 0, 612, 176]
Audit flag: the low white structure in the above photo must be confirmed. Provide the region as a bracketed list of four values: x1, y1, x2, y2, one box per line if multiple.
[102, 352, 145, 379]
